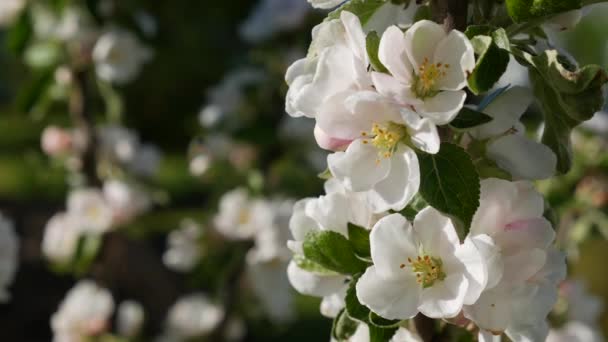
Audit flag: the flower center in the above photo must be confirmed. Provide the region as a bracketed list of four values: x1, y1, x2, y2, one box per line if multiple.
[401, 255, 446, 288]
[361, 122, 408, 159]
[413, 57, 449, 99]
[238, 209, 251, 225]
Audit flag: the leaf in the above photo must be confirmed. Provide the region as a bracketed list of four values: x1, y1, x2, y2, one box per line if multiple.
[449, 107, 493, 130]
[506, 0, 581, 23]
[526, 50, 608, 173]
[366, 31, 388, 73]
[293, 254, 338, 276]
[468, 34, 510, 95]
[348, 223, 371, 258]
[464, 25, 494, 39]
[15, 68, 55, 114]
[24, 42, 63, 69]
[345, 276, 370, 323]
[303, 231, 368, 275]
[327, 0, 387, 25]
[416, 143, 481, 230]
[6, 10, 32, 55]
[332, 309, 360, 340]
[318, 168, 333, 180]
[401, 193, 428, 221]
[369, 324, 398, 342]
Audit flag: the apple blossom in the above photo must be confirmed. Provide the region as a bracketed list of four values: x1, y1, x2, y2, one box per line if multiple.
[372, 20, 475, 130]
[166, 293, 224, 339]
[240, 0, 310, 43]
[102, 179, 151, 224]
[213, 188, 275, 240]
[0, 214, 18, 303]
[41, 126, 73, 157]
[51, 280, 115, 341]
[117, 300, 145, 338]
[163, 220, 204, 272]
[0, 0, 25, 26]
[93, 27, 153, 84]
[67, 188, 114, 233]
[356, 209, 487, 320]
[307, 0, 344, 10]
[247, 255, 295, 322]
[464, 178, 566, 340]
[42, 212, 81, 264]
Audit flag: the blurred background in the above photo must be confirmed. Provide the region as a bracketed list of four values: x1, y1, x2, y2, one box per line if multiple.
[0, 0, 606, 341]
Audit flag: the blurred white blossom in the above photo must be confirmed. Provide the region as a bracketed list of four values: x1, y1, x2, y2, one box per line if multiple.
[166, 293, 224, 339]
[117, 300, 145, 338]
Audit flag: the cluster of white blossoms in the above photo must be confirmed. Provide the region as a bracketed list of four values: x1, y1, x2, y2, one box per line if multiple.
[280, 0, 594, 339]
[42, 181, 150, 264]
[51, 280, 144, 341]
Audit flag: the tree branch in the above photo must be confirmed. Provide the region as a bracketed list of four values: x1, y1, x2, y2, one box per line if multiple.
[430, 0, 469, 31]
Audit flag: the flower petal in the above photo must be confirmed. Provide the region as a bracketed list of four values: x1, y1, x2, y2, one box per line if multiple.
[328, 139, 391, 192]
[379, 25, 413, 84]
[289, 198, 320, 242]
[370, 214, 418, 278]
[487, 134, 557, 180]
[456, 237, 488, 305]
[464, 288, 513, 333]
[413, 207, 460, 257]
[356, 266, 420, 320]
[404, 20, 446, 70]
[433, 30, 475, 91]
[371, 72, 417, 106]
[401, 110, 440, 154]
[418, 273, 468, 319]
[287, 261, 346, 297]
[417, 90, 466, 125]
[471, 87, 533, 139]
[314, 124, 353, 151]
[493, 217, 555, 254]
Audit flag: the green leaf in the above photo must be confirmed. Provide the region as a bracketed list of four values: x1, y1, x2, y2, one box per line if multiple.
[366, 31, 388, 73]
[368, 312, 401, 328]
[464, 25, 494, 39]
[15, 68, 55, 114]
[506, 0, 581, 23]
[293, 254, 338, 276]
[369, 324, 398, 342]
[526, 50, 608, 173]
[345, 276, 371, 323]
[468, 34, 510, 95]
[348, 223, 371, 258]
[332, 309, 360, 340]
[6, 10, 32, 55]
[318, 168, 333, 180]
[24, 42, 63, 69]
[449, 107, 493, 130]
[327, 0, 387, 25]
[303, 231, 368, 274]
[416, 143, 481, 230]
[401, 193, 428, 221]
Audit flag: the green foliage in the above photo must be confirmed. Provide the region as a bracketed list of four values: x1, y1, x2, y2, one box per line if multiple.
[293, 254, 339, 276]
[345, 276, 371, 322]
[368, 312, 401, 328]
[347, 223, 371, 258]
[416, 143, 481, 230]
[369, 324, 398, 342]
[303, 231, 369, 274]
[525, 50, 608, 173]
[449, 107, 493, 130]
[506, 0, 581, 23]
[6, 10, 32, 55]
[467, 29, 511, 95]
[366, 31, 388, 73]
[401, 193, 428, 221]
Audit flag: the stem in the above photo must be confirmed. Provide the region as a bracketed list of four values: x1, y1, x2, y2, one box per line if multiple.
[430, 0, 469, 31]
[69, 69, 101, 187]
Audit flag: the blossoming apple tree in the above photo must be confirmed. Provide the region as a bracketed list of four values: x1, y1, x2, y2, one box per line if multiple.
[283, 0, 607, 341]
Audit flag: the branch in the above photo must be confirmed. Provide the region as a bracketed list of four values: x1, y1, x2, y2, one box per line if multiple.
[430, 0, 469, 31]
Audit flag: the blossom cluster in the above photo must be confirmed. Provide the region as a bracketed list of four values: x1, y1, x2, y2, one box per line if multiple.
[282, 1, 607, 341]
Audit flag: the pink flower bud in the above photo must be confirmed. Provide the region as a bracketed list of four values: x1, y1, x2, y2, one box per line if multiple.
[41, 126, 73, 156]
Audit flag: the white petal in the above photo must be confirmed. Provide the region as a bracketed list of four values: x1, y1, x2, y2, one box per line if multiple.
[417, 90, 466, 125]
[307, 0, 345, 10]
[502, 249, 546, 285]
[404, 20, 446, 70]
[314, 124, 353, 151]
[401, 110, 440, 154]
[367, 146, 420, 212]
[356, 266, 420, 320]
[379, 26, 413, 84]
[470, 234, 503, 290]
[289, 198, 320, 242]
[456, 237, 488, 305]
[433, 30, 475, 90]
[287, 260, 346, 297]
[341, 11, 368, 64]
[471, 87, 533, 139]
[506, 320, 550, 342]
[328, 139, 391, 192]
[492, 217, 555, 254]
[464, 288, 512, 333]
[413, 207, 460, 257]
[371, 72, 417, 106]
[305, 192, 350, 237]
[370, 214, 418, 278]
[418, 273, 468, 319]
[320, 291, 346, 318]
[487, 135, 557, 180]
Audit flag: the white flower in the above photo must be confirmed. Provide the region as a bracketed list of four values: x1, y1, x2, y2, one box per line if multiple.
[328, 139, 420, 212]
[547, 321, 604, 342]
[93, 28, 153, 84]
[285, 11, 370, 120]
[117, 300, 144, 338]
[98, 125, 139, 163]
[51, 280, 114, 341]
[372, 21, 475, 131]
[163, 220, 203, 273]
[0, 0, 26, 26]
[41, 126, 73, 157]
[166, 293, 224, 338]
[356, 209, 487, 320]
[307, 0, 344, 9]
[0, 214, 18, 302]
[68, 188, 113, 234]
[471, 87, 556, 180]
[240, 0, 310, 43]
[129, 144, 161, 178]
[247, 256, 295, 323]
[213, 188, 274, 240]
[42, 213, 81, 264]
[189, 154, 212, 176]
[464, 179, 566, 340]
[543, 10, 582, 32]
[251, 199, 294, 262]
[103, 180, 150, 224]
